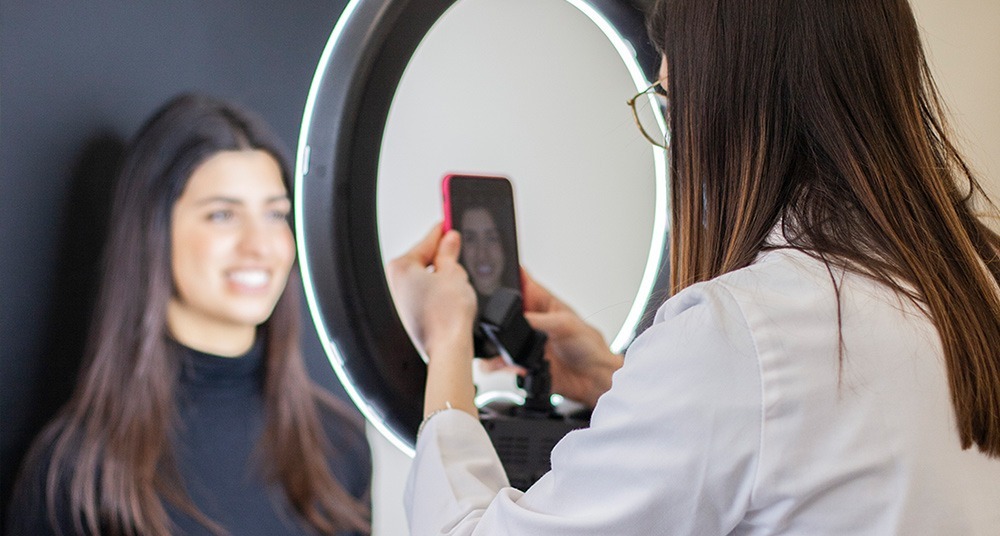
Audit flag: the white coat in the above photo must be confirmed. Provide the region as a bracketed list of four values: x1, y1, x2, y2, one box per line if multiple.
[406, 247, 1000, 535]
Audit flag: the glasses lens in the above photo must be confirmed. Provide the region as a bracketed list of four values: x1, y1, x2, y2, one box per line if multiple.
[631, 91, 668, 148]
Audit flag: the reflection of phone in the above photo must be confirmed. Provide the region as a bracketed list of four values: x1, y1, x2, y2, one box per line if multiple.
[442, 174, 523, 358]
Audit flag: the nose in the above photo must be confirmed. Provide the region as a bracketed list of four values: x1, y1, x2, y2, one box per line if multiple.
[466, 240, 483, 262]
[237, 218, 272, 257]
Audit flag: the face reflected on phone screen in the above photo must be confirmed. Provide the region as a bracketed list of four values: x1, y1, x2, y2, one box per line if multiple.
[460, 206, 505, 296]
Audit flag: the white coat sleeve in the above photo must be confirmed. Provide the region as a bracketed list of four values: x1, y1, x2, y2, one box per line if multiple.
[405, 283, 764, 535]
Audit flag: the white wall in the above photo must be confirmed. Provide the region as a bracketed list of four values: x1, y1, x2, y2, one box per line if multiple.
[364, 1, 1000, 533]
[910, 0, 1000, 221]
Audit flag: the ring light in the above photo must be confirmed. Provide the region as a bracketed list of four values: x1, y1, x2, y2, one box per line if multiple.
[295, 0, 667, 455]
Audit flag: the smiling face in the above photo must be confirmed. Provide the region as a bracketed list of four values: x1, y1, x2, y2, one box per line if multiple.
[167, 149, 294, 356]
[460, 206, 505, 296]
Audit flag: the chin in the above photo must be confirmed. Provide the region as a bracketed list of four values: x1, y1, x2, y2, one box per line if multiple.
[224, 304, 279, 328]
[477, 284, 501, 296]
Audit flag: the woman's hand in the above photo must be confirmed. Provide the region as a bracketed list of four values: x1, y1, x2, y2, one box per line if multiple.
[387, 224, 478, 418]
[522, 271, 623, 409]
[387, 225, 477, 355]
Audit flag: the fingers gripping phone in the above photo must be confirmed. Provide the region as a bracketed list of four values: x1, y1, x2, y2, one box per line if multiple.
[442, 174, 523, 356]
[443, 174, 586, 492]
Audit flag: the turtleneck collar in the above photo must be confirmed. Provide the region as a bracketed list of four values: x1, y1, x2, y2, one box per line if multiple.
[175, 335, 266, 388]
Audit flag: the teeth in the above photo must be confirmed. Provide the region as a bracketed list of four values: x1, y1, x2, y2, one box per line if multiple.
[229, 270, 269, 288]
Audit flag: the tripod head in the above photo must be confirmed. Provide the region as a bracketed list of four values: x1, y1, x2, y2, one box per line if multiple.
[477, 288, 553, 415]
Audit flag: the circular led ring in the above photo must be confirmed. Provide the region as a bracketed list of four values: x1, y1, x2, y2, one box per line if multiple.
[295, 0, 667, 455]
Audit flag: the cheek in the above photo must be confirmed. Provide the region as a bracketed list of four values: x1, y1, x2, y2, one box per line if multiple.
[171, 227, 225, 293]
[274, 228, 297, 274]
[464, 241, 481, 258]
[488, 243, 504, 263]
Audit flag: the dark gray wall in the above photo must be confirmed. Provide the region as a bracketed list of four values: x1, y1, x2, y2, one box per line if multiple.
[0, 0, 349, 521]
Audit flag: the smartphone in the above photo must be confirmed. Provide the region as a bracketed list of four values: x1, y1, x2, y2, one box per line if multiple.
[442, 174, 523, 321]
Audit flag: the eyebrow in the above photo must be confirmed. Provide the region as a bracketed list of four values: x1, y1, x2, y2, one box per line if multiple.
[194, 195, 290, 206]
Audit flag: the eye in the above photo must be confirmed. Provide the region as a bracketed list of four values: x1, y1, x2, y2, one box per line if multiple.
[207, 209, 234, 222]
[268, 209, 291, 222]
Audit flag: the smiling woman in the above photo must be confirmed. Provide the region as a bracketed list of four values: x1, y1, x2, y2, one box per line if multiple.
[6, 95, 371, 536]
[459, 207, 505, 298]
[168, 150, 296, 357]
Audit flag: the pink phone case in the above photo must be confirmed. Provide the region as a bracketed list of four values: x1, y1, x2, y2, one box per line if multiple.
[441, 173, 507, 232]
[441, 173, 525, 305]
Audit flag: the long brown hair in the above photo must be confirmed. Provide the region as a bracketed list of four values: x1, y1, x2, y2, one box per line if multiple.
[647, 0, 1000, 455]
[27, 94, 370, 534]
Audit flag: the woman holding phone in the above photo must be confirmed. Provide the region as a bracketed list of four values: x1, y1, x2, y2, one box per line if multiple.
[8, 94, 371, 535]
[388, 0, 1000, 533]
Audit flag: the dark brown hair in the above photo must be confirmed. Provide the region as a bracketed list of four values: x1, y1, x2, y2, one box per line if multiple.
[647, 0, 1000, 455]
[28, 94, 370, 534]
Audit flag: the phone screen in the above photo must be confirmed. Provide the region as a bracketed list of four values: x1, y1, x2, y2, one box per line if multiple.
[443, 174, 522, 318]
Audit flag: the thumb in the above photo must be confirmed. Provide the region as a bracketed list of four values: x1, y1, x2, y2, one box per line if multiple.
[435, 230, 463, 267]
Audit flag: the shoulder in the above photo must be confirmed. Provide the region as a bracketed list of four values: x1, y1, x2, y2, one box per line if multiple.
[591, 251, 846, 523]
[647, 248, 910, 410]
[615, 248, 847, 460]
[661, 248, 876, 359]
[641, 246, 857, 357]
[562, 267, 766, 529]
[700, 247, 935, 382]
[630, 272, 761, 400]
[696, 247, 839, 314]
[705, 246, 915, 325]
[313, 388, 369, 461]
[312, 388, 372, 501]
[613, 268, 766, 439]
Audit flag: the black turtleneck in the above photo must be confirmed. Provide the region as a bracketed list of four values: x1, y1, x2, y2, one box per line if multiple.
[6, 340, 371, 536]
[170, 338, 371, 535]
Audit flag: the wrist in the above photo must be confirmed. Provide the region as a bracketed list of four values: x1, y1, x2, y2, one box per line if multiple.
[423, 321, 474, 359]
[424, 365, 477, 419]
[423, 327, 477, 419]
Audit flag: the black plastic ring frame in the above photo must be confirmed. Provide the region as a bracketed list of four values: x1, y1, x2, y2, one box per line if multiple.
[295, 0, 666, 454]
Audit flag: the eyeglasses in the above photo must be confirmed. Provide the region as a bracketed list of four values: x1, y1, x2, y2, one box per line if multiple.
[627, 77, 669, 149]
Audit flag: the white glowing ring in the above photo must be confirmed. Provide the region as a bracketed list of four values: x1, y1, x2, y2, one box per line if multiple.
[295, 0, 667, 456]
